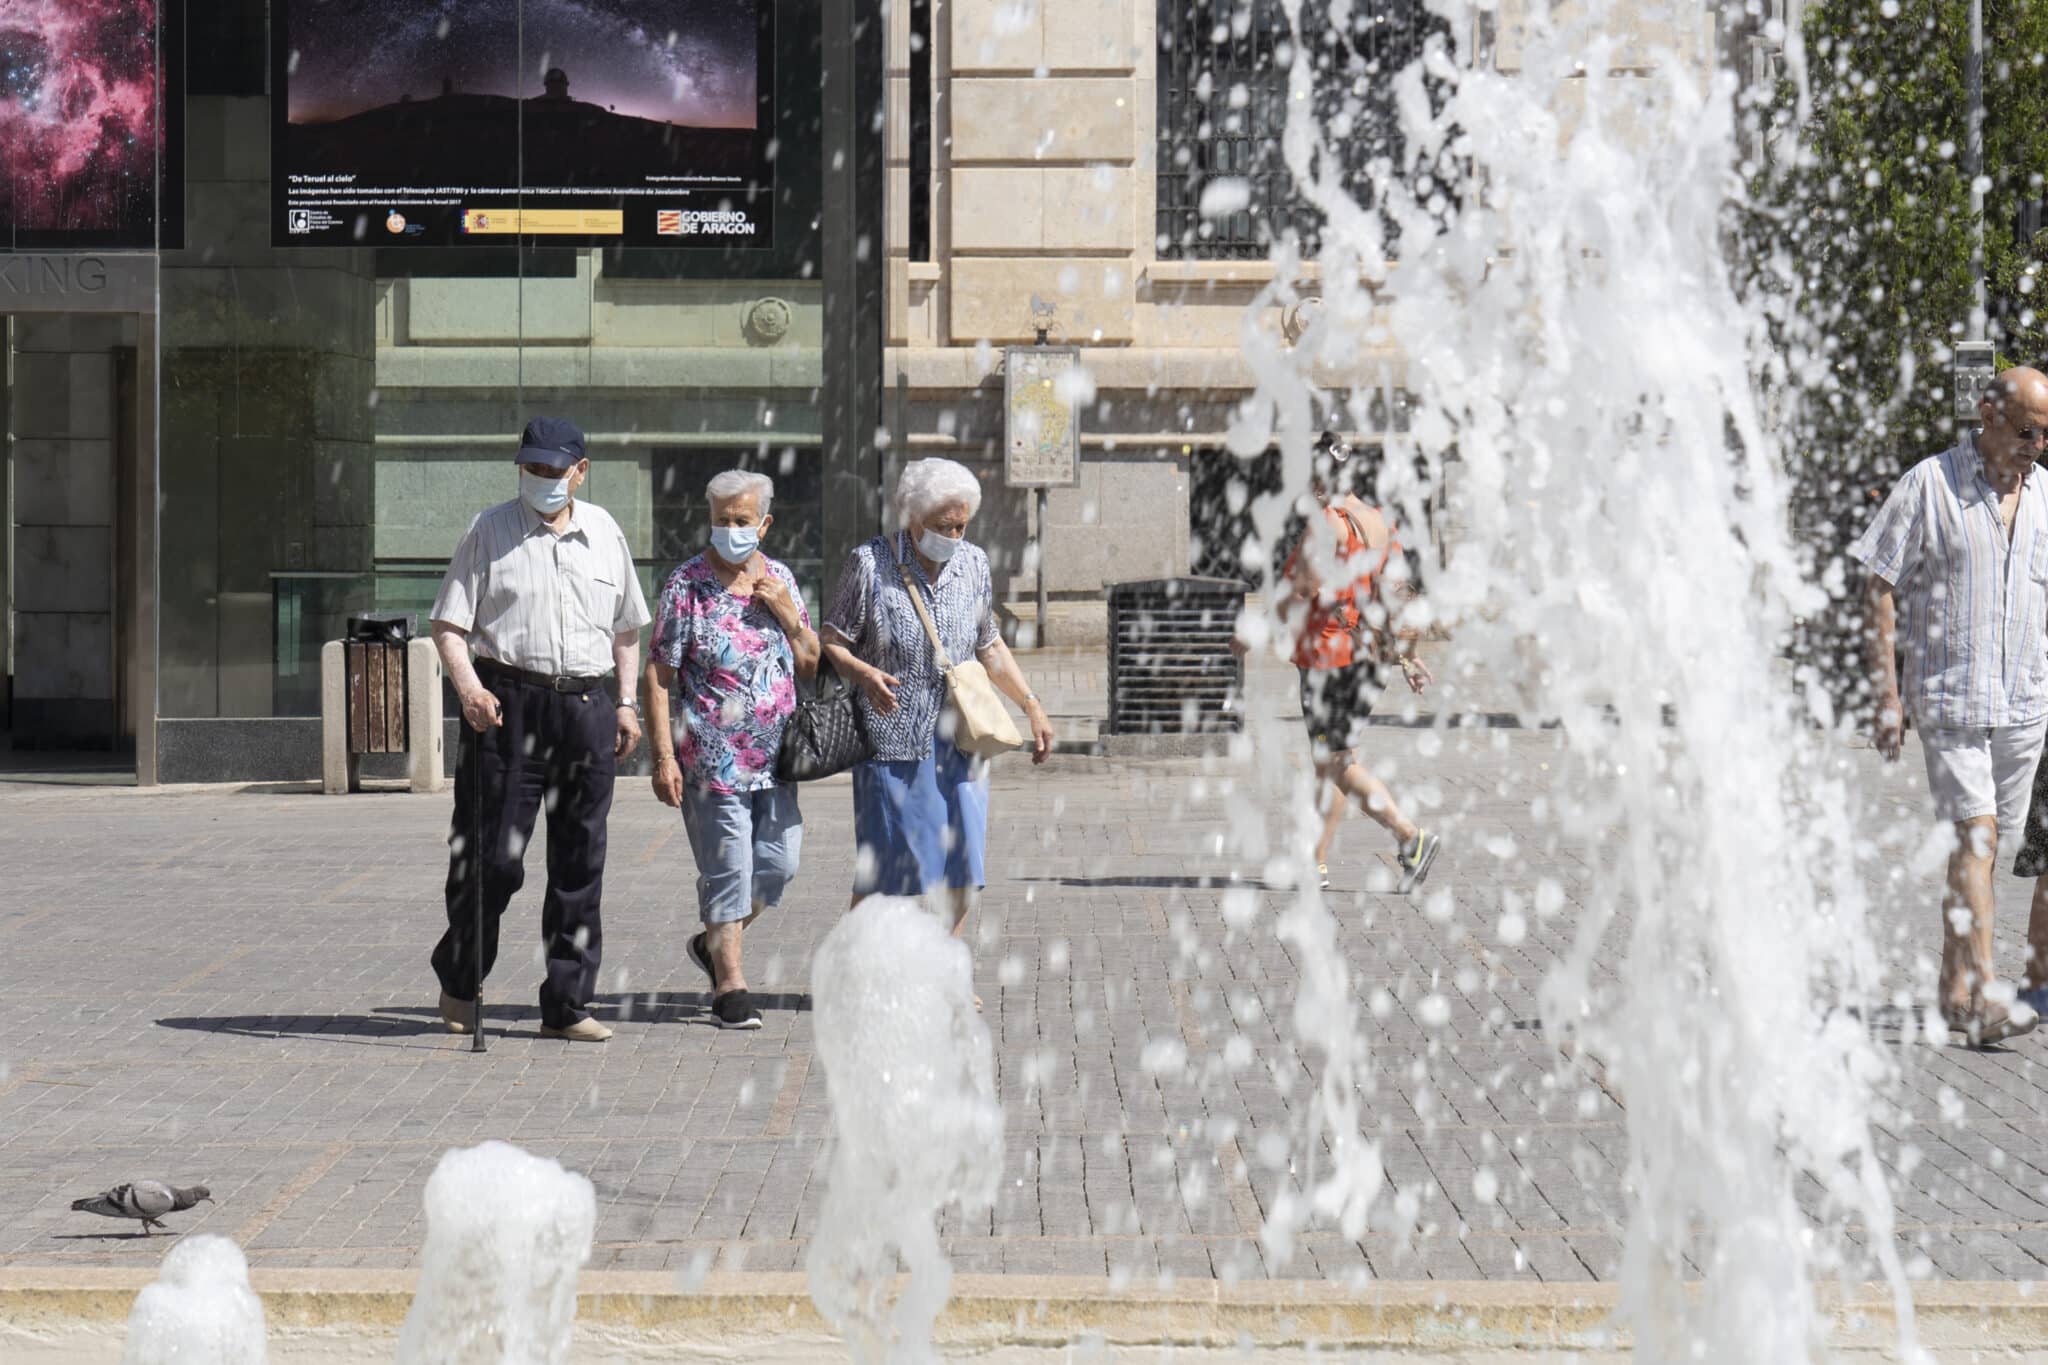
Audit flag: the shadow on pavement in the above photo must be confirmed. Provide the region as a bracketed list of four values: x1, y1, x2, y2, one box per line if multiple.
[374, 993, 816, 1024]
[585, 991, 814, 1019]
[1020, 874, 1276, 890]
[156, 1013, 447, 1048]
[233, 782, 428, 797]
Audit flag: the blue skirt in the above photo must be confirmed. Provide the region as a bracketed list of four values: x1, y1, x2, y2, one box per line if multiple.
[851, 739, 989, 895]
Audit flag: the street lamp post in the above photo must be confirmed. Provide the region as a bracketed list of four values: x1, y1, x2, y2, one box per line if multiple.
[1967, 0, 1987, 338]
[1955, 0, 1990, 432]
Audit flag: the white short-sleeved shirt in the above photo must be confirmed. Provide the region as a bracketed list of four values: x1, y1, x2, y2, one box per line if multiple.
[430, 498, 652, 677]
[1850, 436, 2048, 730]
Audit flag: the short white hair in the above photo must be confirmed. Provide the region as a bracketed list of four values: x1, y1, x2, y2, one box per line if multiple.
[706, 468, 774, 516]
[894, 457, 982, 526]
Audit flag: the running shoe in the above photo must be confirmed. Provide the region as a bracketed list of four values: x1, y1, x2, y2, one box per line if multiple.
[1397, 831, 1440, 894]
[711, 989, 763, 1030]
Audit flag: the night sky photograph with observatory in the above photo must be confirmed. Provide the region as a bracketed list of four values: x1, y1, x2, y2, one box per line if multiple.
[283, 0, 763, 196]
[0, 0, 175, 246]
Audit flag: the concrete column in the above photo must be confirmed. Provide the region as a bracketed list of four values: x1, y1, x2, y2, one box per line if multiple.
[319, 641, 356, 793]
[162, 94, 379, 721]
[406, 637, 444, 794]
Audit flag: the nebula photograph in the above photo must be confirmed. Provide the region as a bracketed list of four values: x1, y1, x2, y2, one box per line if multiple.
[0, 0, 181, 248]
[275, 0, 769, 245]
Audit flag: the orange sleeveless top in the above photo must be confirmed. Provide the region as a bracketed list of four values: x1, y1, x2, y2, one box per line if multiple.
[1284, 504, 1396, 672]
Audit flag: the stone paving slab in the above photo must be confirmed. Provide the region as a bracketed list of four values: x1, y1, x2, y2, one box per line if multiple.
[2, 728, 2047, 1288]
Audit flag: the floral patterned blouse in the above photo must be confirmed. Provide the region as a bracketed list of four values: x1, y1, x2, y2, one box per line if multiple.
[651, 554, 810, 794]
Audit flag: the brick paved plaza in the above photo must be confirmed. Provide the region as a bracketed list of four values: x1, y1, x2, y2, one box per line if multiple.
[5, 711, 2048, 1290]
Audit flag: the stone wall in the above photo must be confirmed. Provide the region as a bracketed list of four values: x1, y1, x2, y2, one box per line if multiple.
[9, 314, 134, 744]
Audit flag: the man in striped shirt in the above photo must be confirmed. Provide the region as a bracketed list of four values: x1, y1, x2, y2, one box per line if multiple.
[428, 416, 653, 1043]
[1856, 366, 2048, 1047]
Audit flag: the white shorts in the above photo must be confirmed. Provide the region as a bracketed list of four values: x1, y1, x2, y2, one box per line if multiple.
[1919, 718, 2048, 831]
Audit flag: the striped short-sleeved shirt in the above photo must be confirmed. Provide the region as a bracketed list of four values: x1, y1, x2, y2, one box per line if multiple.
[823, 531, 1000, 762]
[430, 498, 653, 677]
[1850, 436, 2048, 730]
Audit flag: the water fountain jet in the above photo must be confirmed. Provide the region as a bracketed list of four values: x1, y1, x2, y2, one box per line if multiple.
[807, 896, 1003, 1364]
[1220, 2, 1925, 1359]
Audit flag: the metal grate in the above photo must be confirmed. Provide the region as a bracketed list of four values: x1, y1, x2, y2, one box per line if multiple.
[1106, 578, 1249, 735]
[1155, 0, 1444, 260]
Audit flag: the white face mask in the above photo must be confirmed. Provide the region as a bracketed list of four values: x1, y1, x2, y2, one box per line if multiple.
[520, 469, 572, 515]
[917, 527, 962, 564]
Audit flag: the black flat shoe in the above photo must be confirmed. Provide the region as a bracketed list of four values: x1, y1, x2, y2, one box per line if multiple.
[689, 931, 715, 985]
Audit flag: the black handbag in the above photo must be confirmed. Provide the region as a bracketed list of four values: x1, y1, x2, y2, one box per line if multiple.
[774, 659, 875, 782]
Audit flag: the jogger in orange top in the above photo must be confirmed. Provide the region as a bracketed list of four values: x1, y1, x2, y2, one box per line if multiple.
[1245, 432, 1440, 894]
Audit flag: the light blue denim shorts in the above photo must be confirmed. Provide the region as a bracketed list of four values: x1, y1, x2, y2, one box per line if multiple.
[679, 782, 804, 924]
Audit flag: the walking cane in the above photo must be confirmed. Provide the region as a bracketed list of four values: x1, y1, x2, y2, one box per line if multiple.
[469, 724, 487, 1053]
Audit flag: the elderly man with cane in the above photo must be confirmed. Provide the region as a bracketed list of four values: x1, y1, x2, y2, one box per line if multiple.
[427, 416, 651, 1043]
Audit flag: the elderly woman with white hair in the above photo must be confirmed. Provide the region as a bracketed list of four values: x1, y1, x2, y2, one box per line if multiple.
[641, 468, 820, 1030]
[821, 457, 1055, 939]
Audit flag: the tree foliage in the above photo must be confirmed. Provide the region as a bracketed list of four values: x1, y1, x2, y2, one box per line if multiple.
[1742, 0, 2048, 704]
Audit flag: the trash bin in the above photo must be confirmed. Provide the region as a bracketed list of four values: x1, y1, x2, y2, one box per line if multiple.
[1104, 578, 1248, 735]
[321, 615, 443, 793]
[343, 616, 413, 755]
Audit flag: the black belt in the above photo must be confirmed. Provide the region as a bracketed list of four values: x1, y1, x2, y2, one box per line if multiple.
[475, 658, 606, 693]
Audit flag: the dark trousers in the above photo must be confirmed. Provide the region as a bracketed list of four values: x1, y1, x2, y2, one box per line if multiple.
[432, 677, 617, 1029]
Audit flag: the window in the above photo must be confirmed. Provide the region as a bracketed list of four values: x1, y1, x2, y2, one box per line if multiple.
[1155, 0, 1446, 260]
[188, 0, 266, 97]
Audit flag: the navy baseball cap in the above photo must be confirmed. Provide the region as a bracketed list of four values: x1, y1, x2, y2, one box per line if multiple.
[515, 416, 586, 470]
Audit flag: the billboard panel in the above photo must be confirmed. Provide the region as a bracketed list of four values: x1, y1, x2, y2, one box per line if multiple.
[273, 0, 773, 248]
[0, 0, 185, 250]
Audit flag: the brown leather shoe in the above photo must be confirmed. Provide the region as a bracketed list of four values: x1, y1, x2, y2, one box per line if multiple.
[1945, 999, 2038, 1048]
[540, 1017, 613, 1042]
[438, 992, 473, 1035]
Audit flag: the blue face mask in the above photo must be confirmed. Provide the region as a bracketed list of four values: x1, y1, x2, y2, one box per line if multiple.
[520, 469, 572, 515]
[710, 524, 760, 565]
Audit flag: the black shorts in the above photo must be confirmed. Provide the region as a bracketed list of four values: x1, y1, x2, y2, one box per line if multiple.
[1299, 662, 1385, 755]
[2014, 746, 2048, 877]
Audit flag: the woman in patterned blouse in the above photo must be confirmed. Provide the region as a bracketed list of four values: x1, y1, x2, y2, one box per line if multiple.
[821, 458, 1056, 952]
[642, 469, 820, 1030]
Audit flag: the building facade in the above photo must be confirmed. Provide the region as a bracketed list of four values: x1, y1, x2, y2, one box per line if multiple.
[0, 0, 1709, 782]
[1, 0, 885, 783]
[883, 0, 1716, 643]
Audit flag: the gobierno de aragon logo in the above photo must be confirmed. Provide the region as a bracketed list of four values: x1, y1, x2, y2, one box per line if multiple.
[656, 208, 757, 237]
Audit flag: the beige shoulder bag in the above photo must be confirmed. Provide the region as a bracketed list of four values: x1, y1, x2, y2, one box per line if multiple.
[896, 557, 1025, 760]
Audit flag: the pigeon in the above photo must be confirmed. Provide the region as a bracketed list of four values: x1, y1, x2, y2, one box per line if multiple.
[72, 1181, 212, 1234]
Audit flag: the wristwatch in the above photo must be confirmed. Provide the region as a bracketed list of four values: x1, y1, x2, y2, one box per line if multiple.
[616, 697, 640, 711]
